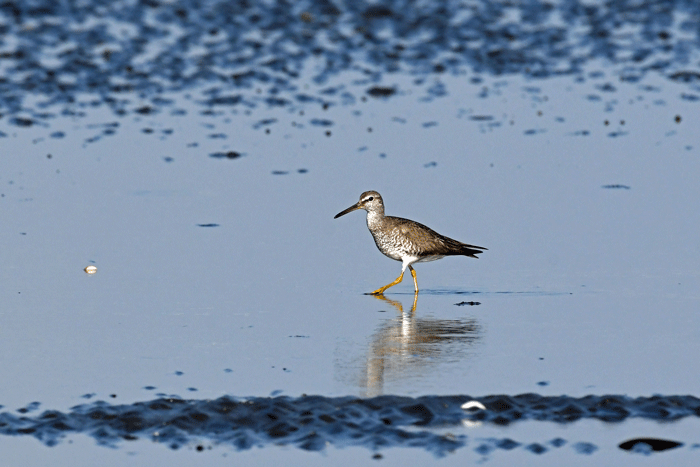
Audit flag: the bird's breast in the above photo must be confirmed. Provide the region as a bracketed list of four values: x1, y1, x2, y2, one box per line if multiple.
[369, 227, 416, 261]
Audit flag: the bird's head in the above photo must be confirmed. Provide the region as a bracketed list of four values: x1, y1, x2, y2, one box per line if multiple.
[334, 191, 384, 218]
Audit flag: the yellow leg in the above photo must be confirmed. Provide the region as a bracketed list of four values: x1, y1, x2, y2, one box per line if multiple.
[369, 271, 404, 295]
[408, 265, 418, 293]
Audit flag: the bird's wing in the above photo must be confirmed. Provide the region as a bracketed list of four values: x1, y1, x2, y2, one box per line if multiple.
[389, 217, 486, 257]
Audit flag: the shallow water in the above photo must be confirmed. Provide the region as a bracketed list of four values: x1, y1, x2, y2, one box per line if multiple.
[2, 0, 700, 464]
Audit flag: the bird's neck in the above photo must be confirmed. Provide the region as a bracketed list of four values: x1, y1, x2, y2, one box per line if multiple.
[366, 210, 384, 231]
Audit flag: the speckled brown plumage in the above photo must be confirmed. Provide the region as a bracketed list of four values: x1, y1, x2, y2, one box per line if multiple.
[369, 216, 484, 260]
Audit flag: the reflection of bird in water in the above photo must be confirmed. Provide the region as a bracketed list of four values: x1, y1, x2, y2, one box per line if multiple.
[361, 294, 482, 397]
[334, 191, 486, 294]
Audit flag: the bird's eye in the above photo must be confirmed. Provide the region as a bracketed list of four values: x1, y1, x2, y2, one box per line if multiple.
[368, 196, 374, 201]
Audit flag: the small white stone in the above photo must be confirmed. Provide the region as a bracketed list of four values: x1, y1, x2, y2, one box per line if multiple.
[461, 400, 486, 411]
[84, 265, 97, 274]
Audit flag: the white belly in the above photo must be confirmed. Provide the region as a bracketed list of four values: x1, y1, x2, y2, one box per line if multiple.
[414, 255, 445, 263]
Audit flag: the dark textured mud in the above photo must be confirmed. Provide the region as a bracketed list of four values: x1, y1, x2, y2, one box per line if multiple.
[619, 437, 684, 453]
[0, 0, 699, 127]
[0, 394, 698, 456]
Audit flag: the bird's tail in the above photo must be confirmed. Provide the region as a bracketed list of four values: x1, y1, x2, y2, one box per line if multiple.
[460, 242, 487, 259]
[437, 235, 487, 258]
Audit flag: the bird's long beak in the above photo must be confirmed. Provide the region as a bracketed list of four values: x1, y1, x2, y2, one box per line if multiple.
[334, 202, 361, 219]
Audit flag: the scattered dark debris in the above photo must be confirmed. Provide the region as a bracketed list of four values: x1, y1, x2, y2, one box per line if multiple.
[11, 117, 34, 127]
[310, 119, 333, 127]
[573, 442, 597, 454]
[367, 87, 396, 98]
[210, 151, 242, 159]
[525, 443, 547, 454]
[363, 5, 394, 20]
[669, 71, 700, 83]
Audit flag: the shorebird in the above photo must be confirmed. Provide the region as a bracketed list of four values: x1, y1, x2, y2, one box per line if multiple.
[334, 191, 486, 294]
